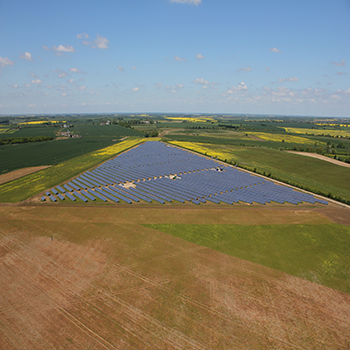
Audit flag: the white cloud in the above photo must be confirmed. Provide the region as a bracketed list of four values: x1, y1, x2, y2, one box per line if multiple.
[331, 94, 341, 100]
[174, 56, 186, 62]
[28, 104, 36, 107]
[155, 82, 163, 88]
[77, 33, 89, 39]
[164, 83, 184, 93]
[61, 92, 67, 96]
[55, 69, 68, 78]
[265, 67, 270, 71]
[118, 65, 125, 72]
[131, 66, 137, 70]
[170, 0, 202, 5]
[69, 67, 82, 73]
[131, 87, 140, 92]
[239, 66, 252, 72]
[193, 78, 209, 85]
[24, 84, 31, 88]
[269, 47, 281, 53]
[336, 72, 347, 75]
[77, 86, 86, 90]
[0, 57, 15, 67]
[89, 91, 100, 95]
[202, 85, 207, 90]
[332, 59, 346, 67]
[53, 45, 75, 52]
[31, 79, 42, 84]
[10, 84, 19, 88]
[42, 45, 50, 51]
[225, 82, 248, 94]
[68, 78, 74, 84]
[93, 34, 109, 49]
[277, 77, 299, 83]
[19, 52, 33, 61]
[81, 34, 110, 49]
[196, 53, 205, 60]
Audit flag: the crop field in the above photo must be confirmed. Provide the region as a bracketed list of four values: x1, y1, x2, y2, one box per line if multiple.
[169, 141, 350, 202]
[0, 126, 59, 139]
[71, 124, 143, 137]
[0, 138, 145, 203]
[0, 137, 117, 174]
[281, 127, 350, 138]
[0, 204, 349, 349]
[247, 132, 326, 145]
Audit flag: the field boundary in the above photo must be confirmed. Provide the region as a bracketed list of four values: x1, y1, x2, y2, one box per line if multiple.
[0, 166, 51, 185]
[287, 151, 350, 167]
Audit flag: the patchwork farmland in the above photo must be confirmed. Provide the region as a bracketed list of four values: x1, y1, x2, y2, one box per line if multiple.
[1, 115, 350, 349]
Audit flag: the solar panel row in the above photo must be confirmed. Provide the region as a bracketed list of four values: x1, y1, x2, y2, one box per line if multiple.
[48, 141, 327, 206]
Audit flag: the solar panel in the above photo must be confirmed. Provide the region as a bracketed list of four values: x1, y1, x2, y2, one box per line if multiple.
[57, 193, 65, 200]
[57, 141, 327, 206]
[65, 193, 76, 201]
[73, 191, 88, 202]
[81, 190, 96, 201]
[88, 189, 107, 202]
[56, 185, 66, 193]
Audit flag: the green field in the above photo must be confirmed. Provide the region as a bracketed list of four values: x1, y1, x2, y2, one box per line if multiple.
[71, 124, 143, 137]
[145, 223, 350, 293]
[0, 125, 59, 139]
[0, 137, 117, 174]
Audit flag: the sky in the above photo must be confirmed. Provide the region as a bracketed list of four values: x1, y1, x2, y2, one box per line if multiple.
[0, 0, 349, 117]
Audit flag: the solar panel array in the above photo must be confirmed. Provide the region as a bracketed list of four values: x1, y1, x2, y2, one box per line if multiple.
[43, 141, 328, 206]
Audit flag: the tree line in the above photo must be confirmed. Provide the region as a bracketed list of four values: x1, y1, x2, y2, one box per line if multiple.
[0, 136, 54, 145]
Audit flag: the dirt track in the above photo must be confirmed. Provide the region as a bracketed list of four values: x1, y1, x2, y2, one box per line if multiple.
[287, 151, 350, 167]
[0, 205, 350, 349]
[0, 166, 51, 185]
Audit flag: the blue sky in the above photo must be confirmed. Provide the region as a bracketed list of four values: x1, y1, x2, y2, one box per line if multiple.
[0, 0, 349, 117]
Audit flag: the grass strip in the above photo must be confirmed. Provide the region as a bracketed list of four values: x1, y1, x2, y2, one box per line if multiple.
[145, 223, 350, 294]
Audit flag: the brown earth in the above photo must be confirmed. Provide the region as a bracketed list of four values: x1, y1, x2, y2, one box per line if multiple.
[0, 166, 51, 185]
[287, 151, 350, 168]
[0, 205, 350, 349]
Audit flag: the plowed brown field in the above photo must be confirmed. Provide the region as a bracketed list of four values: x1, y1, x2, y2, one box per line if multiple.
[0, 205, 349, 349]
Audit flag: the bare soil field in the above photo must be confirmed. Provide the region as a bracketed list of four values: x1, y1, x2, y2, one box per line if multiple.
[0, 205, 350, 349]
[287, 151, 350, 168]
[0, 166, 51, 185]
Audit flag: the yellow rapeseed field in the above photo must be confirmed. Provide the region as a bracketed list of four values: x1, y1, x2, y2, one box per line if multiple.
[315, 123, 350, 127]
[91, 138, 146, 157]
[169, 141, 233, 161]
[19, 120, 65, 125]
[165, 116, 215, 123]
[248, 132, 323, 145]
[281, 127, 350, 138]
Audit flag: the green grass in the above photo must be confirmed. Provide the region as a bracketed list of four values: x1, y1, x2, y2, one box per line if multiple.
[0, 138, 144, 202]
[144, 223, 350, 294]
